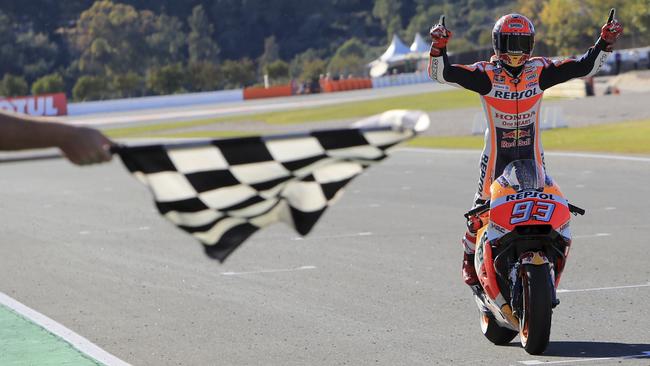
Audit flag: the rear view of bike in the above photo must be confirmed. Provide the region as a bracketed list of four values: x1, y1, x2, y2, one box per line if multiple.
[467, 160, 584, 354]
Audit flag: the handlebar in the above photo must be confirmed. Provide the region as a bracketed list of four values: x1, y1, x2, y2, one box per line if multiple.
[568, 203, 586, 216]
[463, 201, 490, 219]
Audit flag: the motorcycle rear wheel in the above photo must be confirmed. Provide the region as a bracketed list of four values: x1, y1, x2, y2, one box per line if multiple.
[519, 264, 552, 355]
[480, 312, 518, 345]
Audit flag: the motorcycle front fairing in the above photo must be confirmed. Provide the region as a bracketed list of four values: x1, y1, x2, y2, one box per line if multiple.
[473, 160, 573, 329]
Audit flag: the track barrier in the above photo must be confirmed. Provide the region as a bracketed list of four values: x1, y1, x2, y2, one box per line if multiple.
[372, 71, 430, 88]
[320, 78, 372, 93]
[243, 85, 293, 100]
[68, 89, 243, 116]
[0, 93, 68, 116]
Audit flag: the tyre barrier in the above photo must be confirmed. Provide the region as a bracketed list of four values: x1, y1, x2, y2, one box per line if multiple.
[243, 85, 293, 100]
[320, 78, 372, 93]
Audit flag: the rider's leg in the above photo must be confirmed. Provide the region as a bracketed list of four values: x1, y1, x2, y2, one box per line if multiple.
[461, 196, 487, 286]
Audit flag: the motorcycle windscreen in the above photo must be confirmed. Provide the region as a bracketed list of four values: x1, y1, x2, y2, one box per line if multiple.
[501, 159, 545, 191]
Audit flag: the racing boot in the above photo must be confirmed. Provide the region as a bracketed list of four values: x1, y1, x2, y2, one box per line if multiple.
[462, 231, 479, 286]
[462, 252, 479, 286]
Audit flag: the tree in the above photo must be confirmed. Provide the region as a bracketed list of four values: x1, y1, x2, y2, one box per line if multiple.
[264, 60, 290, 82]
[300, 58, 327, 83]
[14, 31, 60, 83]
[187, 5, 220, 63]
[373, 0, 403, 40]
[147, 13, 187, 65]
[221, 58, 257, 89]
[72, 75, 109, 101]
[289, 48, 326, 79]
[186, 61, 222, 92]
[31, 73, 65, 95]
[146, 63, 185, 95]
[540, 0, 594, 55]
[66, 1, 161, 76]
[0, 10, 60, 83]
[70, 6, 189, 75]
[583, 0, 650, 47]
[111, 72, 143, 98]
[0, 74, 29, 97]
[328, 38, 368, 77]
[258, 36, 280, 70]
[333, 38, 366, 59]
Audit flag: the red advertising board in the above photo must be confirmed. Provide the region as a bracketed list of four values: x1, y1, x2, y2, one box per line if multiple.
[0, 93, 68, 116]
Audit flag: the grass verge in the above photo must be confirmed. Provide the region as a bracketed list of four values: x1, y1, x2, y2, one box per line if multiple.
[409, 119, 650, 155]
[117, 120, 650, 155]
[105, 89, 478, 138]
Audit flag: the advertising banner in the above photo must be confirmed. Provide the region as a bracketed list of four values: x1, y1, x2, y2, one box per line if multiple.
[0, 93, 68, 116]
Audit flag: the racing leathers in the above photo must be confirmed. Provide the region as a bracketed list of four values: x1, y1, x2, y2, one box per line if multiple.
[429, 38, 611, 284]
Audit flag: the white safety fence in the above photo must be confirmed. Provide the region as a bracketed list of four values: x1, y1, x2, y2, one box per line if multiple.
[471, 106, 568, 135]
[372, 71, 430, 88]
[68, 89, 243, 116]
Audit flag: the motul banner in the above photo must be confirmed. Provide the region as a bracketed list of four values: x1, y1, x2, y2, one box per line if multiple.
[0, 93, 68, 116]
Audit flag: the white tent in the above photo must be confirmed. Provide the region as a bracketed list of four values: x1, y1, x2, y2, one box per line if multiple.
[379, 34, 411, 62]
[368, 33, 430, 77]
[409, 33, 429, 54]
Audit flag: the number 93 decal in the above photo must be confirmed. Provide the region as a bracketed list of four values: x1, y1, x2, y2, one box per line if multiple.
[510, 200, 556, 224]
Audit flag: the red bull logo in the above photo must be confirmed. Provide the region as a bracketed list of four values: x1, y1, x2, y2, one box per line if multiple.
[502, 129, 531, 140]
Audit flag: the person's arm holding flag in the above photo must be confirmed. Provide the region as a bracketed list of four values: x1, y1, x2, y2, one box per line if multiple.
[0, 109, 112, 165]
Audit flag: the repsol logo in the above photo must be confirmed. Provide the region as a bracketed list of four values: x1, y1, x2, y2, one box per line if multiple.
[505, 191, 555, 201]
[493, 88, 538, 99]
[477, 154, 489, 193]
[494, 111, 536, 120]
[430, 58, 440, 80]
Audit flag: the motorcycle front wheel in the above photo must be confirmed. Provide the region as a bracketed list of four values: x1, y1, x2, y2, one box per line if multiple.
[480, 311, 518, 345]
[519, 264, 553, 355]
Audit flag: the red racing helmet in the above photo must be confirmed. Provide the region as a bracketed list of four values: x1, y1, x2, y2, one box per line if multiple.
[492, 14, 535, 67]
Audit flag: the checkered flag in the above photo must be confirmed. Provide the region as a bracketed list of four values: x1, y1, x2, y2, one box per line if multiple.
[116, 110, 429, 261]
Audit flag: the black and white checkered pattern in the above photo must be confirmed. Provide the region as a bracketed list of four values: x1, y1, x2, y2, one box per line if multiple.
[117, 111, 428, 261]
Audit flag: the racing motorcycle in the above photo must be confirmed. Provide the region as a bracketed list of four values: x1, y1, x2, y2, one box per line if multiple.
[464, 159, 585, 354]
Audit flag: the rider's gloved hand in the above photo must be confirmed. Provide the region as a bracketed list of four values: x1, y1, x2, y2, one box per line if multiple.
[429, 23, 452, 57]
[600, 19, 623, 52]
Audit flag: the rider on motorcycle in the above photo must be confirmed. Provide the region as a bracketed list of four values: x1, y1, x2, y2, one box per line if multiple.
[427, 13, 623, 286]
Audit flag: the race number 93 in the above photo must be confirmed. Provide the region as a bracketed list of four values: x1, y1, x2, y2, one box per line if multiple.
[510, 201, 556, 225]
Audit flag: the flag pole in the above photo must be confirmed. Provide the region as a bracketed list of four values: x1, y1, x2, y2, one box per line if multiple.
[0, 152, 64, 164]
[0, 146, 122, 164]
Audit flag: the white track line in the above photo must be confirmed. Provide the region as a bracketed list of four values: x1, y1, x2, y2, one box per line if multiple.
[221, 265, 317, 276]
[0, 291, 130, 366]
[400, 148, 650, 163]
[557, 283, 650, 293]
[292, 232, 373, 241]
[572, 232, 611, 239]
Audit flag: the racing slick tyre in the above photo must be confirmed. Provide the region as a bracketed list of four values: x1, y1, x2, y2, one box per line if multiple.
[519, 264, 552, 355]
[480, 312, 518, 345]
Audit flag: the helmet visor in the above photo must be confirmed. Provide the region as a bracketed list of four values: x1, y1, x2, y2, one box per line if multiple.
[497, 34, 534, 54]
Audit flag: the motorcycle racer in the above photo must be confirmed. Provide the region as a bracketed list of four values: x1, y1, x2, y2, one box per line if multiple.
[428, 12, 623, 286]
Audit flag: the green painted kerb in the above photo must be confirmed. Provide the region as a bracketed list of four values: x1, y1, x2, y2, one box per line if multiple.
[0, 303, 102, 366]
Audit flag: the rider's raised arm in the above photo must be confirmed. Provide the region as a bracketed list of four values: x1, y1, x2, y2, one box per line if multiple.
[537, 40, 609, 90]
[428, 18, 492, 95]
[539, 15, 623, 90]
[428, 51, 492, 95]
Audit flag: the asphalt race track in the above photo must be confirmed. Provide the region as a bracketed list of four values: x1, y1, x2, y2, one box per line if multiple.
[1, 148, 649, 365]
